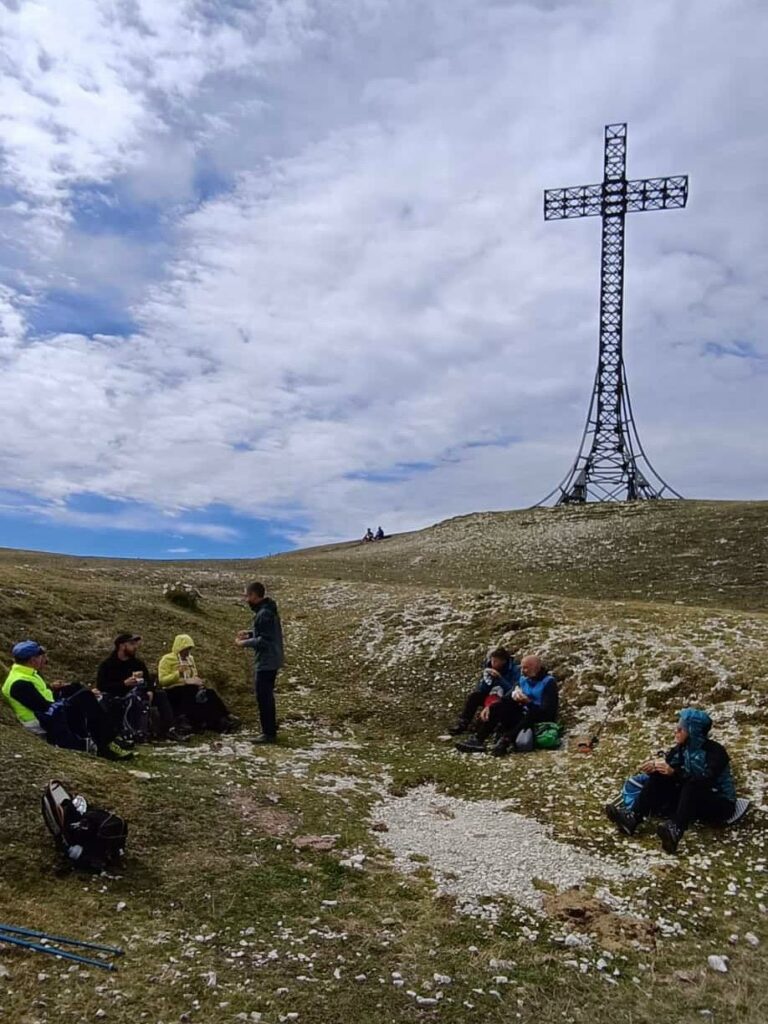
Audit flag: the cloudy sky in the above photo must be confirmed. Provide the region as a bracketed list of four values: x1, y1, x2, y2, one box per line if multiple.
[0, 0, 766, 558]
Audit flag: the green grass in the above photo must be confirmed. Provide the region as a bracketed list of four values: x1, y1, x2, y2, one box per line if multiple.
[1, 501, 767, 1023]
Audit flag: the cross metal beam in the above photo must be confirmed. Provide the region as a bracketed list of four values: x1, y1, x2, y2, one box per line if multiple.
[540, 123, 689, 504]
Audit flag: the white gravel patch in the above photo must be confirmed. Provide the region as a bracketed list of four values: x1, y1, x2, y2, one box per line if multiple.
[374, 784, 650, 912]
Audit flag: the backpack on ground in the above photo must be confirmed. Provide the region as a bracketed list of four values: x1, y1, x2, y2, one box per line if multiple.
[42, 780, 128, 872]
[534, 721, 564, 750]
[120, 689, 151, 743]
[514, 727, 535, 752]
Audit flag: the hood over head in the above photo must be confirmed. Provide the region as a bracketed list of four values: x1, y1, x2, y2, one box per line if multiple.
[678, 708, 712, 748]
[172, 634, 195, 655]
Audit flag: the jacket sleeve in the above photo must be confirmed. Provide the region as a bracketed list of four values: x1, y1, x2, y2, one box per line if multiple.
[157, 655, 180, 687]
[9, 679, 53, 722]
[241, 610, 273, 652]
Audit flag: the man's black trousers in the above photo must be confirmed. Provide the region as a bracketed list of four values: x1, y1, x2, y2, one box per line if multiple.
[255, 669, 279, 738]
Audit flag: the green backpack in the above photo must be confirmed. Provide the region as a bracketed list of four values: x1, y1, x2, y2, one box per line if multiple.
[534, 722, 563, 750]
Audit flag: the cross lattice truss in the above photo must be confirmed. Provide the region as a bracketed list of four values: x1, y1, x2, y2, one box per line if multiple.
[540, 123, 688, 505]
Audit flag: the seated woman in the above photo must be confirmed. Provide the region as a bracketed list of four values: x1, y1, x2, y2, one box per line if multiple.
[456, 654, 557, 755]
[605, 708, 736, 854]
[157, 634, 240, 734]
[448, 647, 520, 737]
[2, 640, 133, 761]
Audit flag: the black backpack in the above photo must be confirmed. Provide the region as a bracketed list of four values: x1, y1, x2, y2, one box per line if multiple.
[42, 780, 128, 872]
[119, 688, 151, 743]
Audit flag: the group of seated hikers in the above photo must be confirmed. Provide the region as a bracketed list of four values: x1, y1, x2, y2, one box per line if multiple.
[449, 647, 558, 756]
[2, 633, 241, 762]
[450, 649, 740, 855]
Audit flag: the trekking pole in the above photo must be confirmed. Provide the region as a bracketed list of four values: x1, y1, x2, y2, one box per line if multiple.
[576, 696, 620, 754]
[0, 933, 119, 971]
[0, 923, 123, 956]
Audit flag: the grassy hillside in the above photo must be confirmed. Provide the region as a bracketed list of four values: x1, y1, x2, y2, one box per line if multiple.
[268, 500, 768, 611]
[1, 500, 767, 1024]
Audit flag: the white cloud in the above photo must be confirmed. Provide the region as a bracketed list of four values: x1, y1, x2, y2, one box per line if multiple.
[0, 0, 767, 548]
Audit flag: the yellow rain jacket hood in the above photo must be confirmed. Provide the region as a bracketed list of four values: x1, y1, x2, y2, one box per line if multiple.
[158, 634, 198, 687]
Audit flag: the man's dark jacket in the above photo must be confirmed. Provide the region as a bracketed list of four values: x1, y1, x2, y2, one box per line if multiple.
[243, 597, 284, 672]
[96, 653, 151, 697]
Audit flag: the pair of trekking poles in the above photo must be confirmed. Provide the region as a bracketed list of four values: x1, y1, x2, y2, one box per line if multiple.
[0, 923, 123, 971]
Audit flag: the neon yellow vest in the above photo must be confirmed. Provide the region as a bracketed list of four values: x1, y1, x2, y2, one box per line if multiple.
[2, 664, 54, 724]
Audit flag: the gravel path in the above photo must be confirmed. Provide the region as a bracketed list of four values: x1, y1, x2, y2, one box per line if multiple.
[374, 784, 649, 913]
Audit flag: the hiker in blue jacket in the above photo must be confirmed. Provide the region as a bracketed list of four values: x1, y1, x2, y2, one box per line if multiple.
[605, 708, 736, 854]
[456, 654, 558, 755]
[448, 647, 520, 737]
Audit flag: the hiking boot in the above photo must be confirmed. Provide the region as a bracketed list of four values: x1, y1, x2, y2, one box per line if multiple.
[251, 733, 277, 745]
[490, 736, 511, 758]
[604, 803, 639, 836]
[447, 719, 469, 736]
[101, 741, 135, 762]
[656, 820, 683, 855]
[455, 736, 486, 754]
[219, 714, 242, 734]
[166, 725, 191, 742]
[114, 735, 135, 751]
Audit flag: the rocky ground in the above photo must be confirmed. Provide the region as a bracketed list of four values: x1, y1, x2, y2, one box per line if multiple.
[0, 500, 767, 1024]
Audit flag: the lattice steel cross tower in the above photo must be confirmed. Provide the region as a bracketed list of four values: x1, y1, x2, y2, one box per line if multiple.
[543, 123, 688, 504]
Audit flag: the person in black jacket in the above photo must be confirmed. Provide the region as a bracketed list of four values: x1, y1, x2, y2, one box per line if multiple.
[96, 633, 180, 740]
[606, 708, 737, 854]
[236, 581, 284, 745]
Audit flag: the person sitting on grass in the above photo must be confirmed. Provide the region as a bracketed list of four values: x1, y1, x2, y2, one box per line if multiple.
[97, 632, 185, 741]
[605, 708, 736, 855]
[157, 634, 240, 734]
[456, 654, 558, 755]
[2, 640, 133, 762]
[448, 647, 520, 736]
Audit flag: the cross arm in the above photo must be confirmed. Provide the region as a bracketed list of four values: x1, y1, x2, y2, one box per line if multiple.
[544, 183, 603, 220]
[625, 175, 688, 212]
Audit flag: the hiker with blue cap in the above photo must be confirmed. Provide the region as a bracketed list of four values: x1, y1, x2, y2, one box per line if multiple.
[605, 708, 736, 854]
[2, 640, 132, 762]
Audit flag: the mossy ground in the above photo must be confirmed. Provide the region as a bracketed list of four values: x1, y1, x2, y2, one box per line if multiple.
[1, 501, 767, 1024]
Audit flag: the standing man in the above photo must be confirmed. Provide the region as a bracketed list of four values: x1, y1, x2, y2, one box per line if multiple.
[236, 581, 284, 745]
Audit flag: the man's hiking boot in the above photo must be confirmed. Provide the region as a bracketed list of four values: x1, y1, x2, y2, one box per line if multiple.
[656, 820, 683, 855]
[604, 803, 639, 836]
[220, 714, 242, 734]
[101, 741, 135, 762]
[490, 737, 511, 758]
[251, 734, 277, 745]
[114, 735, 135, 751]
[447, 720, 469, 736]
[455, 736, 486, 754]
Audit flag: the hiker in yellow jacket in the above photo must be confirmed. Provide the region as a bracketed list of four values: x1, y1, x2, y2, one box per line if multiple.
[157, 634, 240, 734]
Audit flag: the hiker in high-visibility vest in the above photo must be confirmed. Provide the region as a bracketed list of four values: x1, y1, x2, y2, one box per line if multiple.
[2, 640, 133, 761]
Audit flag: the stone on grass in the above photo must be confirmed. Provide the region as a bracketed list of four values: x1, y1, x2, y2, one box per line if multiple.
[707, 955, 728, 973]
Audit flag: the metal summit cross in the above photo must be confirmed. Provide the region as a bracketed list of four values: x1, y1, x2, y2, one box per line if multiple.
[542, 123, 688, 504]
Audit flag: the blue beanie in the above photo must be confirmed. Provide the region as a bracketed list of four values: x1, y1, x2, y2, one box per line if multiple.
[11, 640, 46, 662]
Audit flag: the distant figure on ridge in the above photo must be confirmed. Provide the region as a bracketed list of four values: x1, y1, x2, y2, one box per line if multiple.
[448, 647, 520, 737]
[363, 528, 375, 543]
[2, 640, 132, 761]
[455, 653, 558, 756]
[236, 582, 285, 745]
[606, 708, 736, 855]
[157, 634, 240, 734]
[375, 526, 385, 540]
